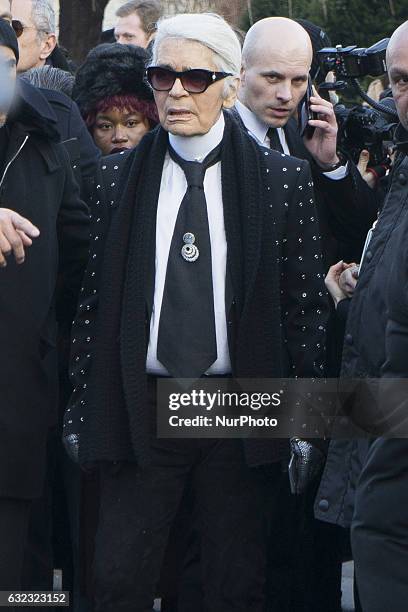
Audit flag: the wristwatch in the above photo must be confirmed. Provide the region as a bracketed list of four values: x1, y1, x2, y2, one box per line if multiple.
[317, 152, 347, 172]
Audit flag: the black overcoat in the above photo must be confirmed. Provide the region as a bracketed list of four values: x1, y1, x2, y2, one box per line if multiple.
[0, 82, 90, 499]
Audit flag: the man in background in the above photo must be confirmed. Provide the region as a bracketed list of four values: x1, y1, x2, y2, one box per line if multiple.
[114, 0, 161, 48]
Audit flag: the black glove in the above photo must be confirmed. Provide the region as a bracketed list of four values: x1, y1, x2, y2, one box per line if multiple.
[62, 432, 80, 464]
[288, 437, 325, 495]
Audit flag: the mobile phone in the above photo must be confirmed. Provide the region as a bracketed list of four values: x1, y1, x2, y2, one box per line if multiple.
[298, 76, 317, 139]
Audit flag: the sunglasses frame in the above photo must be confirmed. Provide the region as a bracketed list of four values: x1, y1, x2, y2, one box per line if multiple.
[145, 67, 233, 94]
[11, 19, 49, 38]
[11, 19, 24, 38]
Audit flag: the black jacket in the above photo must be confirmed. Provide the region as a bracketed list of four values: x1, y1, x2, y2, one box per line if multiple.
[0, 81, 90, 499]
[65, 120, 329, 468]
[315, 131, 408, 527]
[18, 80, 100, 198]
[230, 107, 378, 267]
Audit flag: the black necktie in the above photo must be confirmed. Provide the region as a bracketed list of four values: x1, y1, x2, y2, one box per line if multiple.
[267, 127, 284, 153]
[157, 144, 221, 378]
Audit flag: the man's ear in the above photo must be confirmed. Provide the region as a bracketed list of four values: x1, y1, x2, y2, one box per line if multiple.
[39, 33, 57, 61]
[222, 77, 240, 109]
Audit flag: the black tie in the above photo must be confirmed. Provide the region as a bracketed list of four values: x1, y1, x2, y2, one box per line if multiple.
[267, 127, 284, 153]
[157, 144, 221, 378]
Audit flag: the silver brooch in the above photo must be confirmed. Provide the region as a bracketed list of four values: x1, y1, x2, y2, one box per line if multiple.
[181, 232, 199, 262]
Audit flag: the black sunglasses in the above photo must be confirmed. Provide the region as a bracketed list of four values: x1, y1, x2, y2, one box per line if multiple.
[11, 19, 48, 38]
[146, 67, 232, 94]
[11, 20, 24, 38]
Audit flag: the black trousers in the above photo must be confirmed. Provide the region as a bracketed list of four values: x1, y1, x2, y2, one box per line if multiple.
[93, 434, 278, 612]
[0, 498, 31, 591]
[352, 438, 408, 612]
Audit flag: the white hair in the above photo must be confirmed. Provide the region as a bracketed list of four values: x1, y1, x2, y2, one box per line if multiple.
[151, 13, 241, 77]
[31, 0, 56, 38]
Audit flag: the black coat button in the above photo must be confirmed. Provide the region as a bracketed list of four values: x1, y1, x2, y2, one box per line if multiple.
[345, 333, 353, 345]
[365, 250, 372, 262]
[398, 173, 407, 185]
[318, 499, 329, 512]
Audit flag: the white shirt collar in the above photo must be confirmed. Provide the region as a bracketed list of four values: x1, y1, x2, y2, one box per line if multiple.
[234, 99, 269, 145]
[168, 112, 225, 162]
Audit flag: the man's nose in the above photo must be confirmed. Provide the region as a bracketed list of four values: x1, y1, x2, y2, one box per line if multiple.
[169, 77, 188, 97]
[276, 82, 293, 103]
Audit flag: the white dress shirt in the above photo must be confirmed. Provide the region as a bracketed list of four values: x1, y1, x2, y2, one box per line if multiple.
[234, 99, 348, 180]
[146, 113, 232, 376]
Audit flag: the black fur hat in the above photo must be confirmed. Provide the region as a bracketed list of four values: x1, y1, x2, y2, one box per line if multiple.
[73, 43, 157, 121]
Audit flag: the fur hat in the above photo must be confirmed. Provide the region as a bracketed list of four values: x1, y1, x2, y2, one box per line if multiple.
[73, 43, 157, 122]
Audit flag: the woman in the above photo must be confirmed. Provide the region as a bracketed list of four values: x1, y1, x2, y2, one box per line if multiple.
[73, 42, 158, 155]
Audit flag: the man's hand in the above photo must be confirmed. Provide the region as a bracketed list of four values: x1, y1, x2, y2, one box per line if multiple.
[0, 208, 40, 267]
[303, 94, 340, 169]
[339, 263, 359, 297]
[357, 150, 377, 189]
[325, 261, 350, 307]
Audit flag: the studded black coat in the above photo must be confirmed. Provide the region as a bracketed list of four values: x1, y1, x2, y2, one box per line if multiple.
[65, 120, 329, 468]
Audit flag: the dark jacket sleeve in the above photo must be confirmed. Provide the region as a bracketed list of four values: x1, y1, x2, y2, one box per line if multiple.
[280, 160, 331, 447]
[55, 143, 90, 329]
[281, 160, 330, 378]
[312, 160, 380, 253]
[63, 151, 131, 444]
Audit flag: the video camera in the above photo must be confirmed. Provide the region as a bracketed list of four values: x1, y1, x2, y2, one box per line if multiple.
[317, 38, 398, 172]
[318, 38, 388, 80]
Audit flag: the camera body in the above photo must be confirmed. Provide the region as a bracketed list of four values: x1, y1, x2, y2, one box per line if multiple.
[318, 38, 388, 79]
[317, 38, 397, 170]
[335, 103, 397, 166]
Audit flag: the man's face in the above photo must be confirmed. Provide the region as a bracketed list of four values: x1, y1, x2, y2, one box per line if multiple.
[114, 13, 150, 48]
[388, 35, 408, 131]
[12, 0, 55, 73]
[92, 107, 151, 155]
[0, 45, 17, 127]
[153, 38, 237, 137]
[240, 51, 310, 128]
[0, 0, 12, 22]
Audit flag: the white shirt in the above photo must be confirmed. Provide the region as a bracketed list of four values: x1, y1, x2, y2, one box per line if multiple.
[146, 113, 232, 376]
[234, 99, 348, 180]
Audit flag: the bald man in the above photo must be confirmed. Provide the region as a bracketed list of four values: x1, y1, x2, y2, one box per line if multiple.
[234, 17, 378, 267]
[350, 20, 408, 612]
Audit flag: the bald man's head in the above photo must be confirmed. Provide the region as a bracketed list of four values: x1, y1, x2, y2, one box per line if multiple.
[387, 20, 408, 130]
[242, 17, 313, 67]
[239, 17, 313, 128]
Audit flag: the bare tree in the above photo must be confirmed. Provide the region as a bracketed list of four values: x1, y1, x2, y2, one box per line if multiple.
[59, 0, 110, 65]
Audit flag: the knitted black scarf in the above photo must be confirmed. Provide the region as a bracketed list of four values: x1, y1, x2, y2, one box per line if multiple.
[81, 112, 283, 466]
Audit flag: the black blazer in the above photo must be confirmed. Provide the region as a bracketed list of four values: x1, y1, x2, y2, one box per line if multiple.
[66, 133, 329, 466]
[230, 106, 379, 266]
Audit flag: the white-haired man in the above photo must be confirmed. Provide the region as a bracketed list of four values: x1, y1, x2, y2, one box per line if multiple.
[64, 13, 328, 611]
[11, 0, 57, 73]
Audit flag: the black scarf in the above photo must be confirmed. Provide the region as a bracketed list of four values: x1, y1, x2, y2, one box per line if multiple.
[81, 112, 283, 466]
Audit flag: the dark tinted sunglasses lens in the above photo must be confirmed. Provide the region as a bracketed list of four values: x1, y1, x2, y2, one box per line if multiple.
[183, 70, 210, 93]
[12, 20, 23, 38]
[149, 68, 175, 91]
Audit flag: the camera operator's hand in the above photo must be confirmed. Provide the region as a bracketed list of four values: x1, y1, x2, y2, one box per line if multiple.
[304, 94, 340, 169]
[357, 150, 377, 189]
[0, 208, 40, 267]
